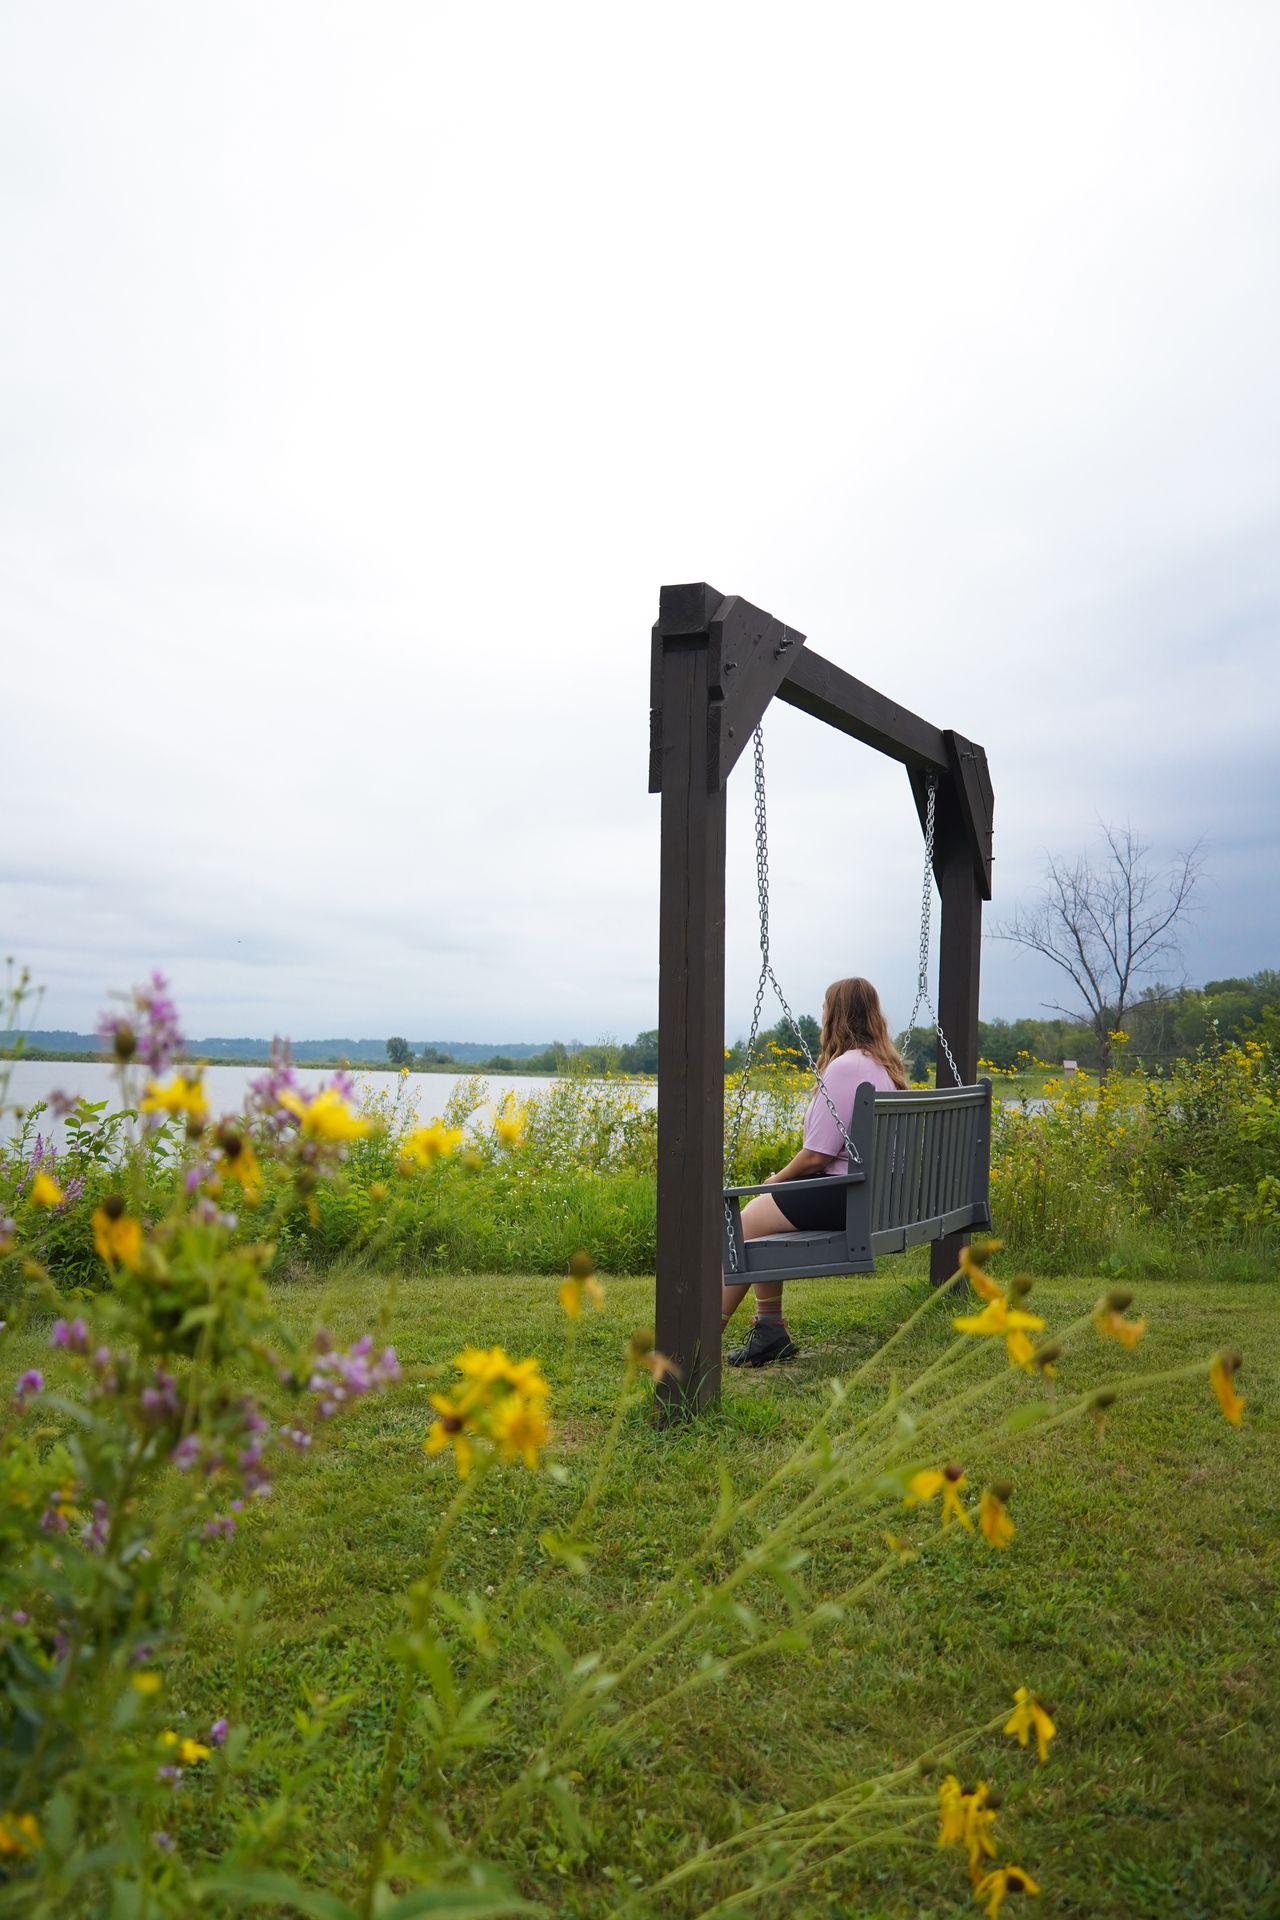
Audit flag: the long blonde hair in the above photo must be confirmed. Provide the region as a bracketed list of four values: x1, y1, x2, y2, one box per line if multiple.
[818, 977, 908, 1088]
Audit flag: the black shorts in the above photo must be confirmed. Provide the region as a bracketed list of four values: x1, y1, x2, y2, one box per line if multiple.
[771, 1179, 846, 1232]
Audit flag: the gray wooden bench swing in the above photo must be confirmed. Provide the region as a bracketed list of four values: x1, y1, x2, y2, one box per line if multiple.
[650, 584, 995, 1416]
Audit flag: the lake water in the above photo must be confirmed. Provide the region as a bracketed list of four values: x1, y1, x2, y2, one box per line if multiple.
[2, 1059, 654, 1149]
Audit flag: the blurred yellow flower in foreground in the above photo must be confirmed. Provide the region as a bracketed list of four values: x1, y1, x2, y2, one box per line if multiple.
[937, 1775, 997, 1874]
[953, 1299, 1044, 1338]
[279, 1087, 373, 1142]
[1209, 1351, 1245, 1425]
[974, 1865, 1040, 1917]
[1004, 1686, 1055, 1762]
[28, 1171, 64, 1209]
[1092, 1289, 1146, 1349]
[141, 1073, 209, 1127]
[424, 1346, 552, 1476]
[906, 1464, 973, 1531]
[490, 1392, 551, 1468]
[979, 1484, 1016, 1548]
[215, 1125, 262, 1201]
[494, 1094, 528, 1148]
[131, 1672, 163, 1697]
[0, 1812, 40, 1857]
[92, 1201, 143, 1271]
[1004, 1329, 1037, 1371]
[424, 1393, 476, 1476]
[401, 1121, 464, 1167]
[559, 1272, 606, 1318]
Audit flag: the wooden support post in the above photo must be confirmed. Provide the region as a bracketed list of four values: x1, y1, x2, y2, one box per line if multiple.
[929, 748, 985, 1285]
[652, 587, 727, 1415]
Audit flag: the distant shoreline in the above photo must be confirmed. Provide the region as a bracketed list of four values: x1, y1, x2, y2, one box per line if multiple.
[0, 1049, 641, 1080]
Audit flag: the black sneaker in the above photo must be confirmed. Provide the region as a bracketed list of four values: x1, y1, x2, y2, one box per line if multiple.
[726, 1321, 799, 1368]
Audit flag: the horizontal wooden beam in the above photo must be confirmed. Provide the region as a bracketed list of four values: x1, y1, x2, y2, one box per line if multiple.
[776, 647, 951, 773]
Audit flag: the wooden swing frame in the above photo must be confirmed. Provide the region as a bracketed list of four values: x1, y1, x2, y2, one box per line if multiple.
[649, 583, 995, 1417]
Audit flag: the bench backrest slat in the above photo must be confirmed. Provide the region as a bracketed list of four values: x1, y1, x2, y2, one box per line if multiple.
[867, 1083, 990, 1234]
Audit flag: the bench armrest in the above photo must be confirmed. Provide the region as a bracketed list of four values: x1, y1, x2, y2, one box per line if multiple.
[724, 1170, 866, 1201]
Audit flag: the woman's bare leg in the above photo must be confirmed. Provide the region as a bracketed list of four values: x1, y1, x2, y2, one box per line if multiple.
[722, 1192, 794, 1325]
[722, 1194, 795, 1350]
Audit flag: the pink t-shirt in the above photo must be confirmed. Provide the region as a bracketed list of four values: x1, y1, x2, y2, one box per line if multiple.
[803, 1048, 898, 1175]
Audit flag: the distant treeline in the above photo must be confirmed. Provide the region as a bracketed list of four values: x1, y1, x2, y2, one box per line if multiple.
[7, 972, 1276, 1078]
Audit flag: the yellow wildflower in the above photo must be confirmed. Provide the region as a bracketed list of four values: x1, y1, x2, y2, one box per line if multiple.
[140, 1073, 209, 1128]
[214, 1124, 262, 1200]
[1004, 1686, 1055, 1762]
[92, 1201, 144, 1271]
[400, 1121, 463, 1167]
[937, 1773, 967, 1848]
[177, 1737, 211, 1765]
[1005, 1328, 1037, 1370]
[1092, 1288, 1146, 1349]
[906, 1464, 974, 1532]
[490, 1392, 551, 1469]
[0, 1811, 40, 1857]
[279, 1087, 373, 1142]
[979, 1484, 1016, 1549]
[954, 1299, 1044, 1338]
[1209, 1352, 1245, 1426]
[131, 1671, 163, 1696]
[399, 1065, 410, 1078]
[493, 1095, 528, 1149]
[29, 1171, 64, 1209]
[424, 1393, 477, 1477]
[939, 1776, 998, 1876]
[974, 1865, 1040, 1917]
[559, 1273, 606, 1318]
[959, 1240, 1004, 1297]
[625, 1330, 680, 1382]
[455, 1346, 550, 1401]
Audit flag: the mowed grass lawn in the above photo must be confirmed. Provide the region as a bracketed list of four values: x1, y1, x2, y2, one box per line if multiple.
[22, 1265, 1279, 1918]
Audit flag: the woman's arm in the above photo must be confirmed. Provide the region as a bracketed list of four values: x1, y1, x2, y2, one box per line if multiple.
[765, 1147, 831, 1184]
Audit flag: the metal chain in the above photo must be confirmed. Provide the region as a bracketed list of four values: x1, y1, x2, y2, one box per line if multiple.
[905, 776, 961, 1086]
[724, 727, 862, 1272]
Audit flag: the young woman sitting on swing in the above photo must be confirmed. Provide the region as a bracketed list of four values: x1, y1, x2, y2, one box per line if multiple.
[723, 975, 908, 1368]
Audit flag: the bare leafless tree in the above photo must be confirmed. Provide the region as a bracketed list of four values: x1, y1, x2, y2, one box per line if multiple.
[996, 824, 1203, 1077]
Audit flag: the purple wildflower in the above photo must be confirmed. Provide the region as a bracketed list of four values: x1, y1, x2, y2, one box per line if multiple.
[209, 1716, 229, 1747]
[153, 1831, 175, 1853]
[51, 1317, 90, 1353]
[202, 1514, 237, 1542]
[307, 1335, 401, 1421]
[157, 1765, 183, 1787]
[12, 1611, 29, 1627]
[49, 1090, 77, 1120]
[171, 1434, 203, 1471]
[14, 1369, 43, 1408]
[140, 1371, 180, 1425]
[81, 1500, 111, 1553]
[129, 1642, 155, 1666]
[279, 1425, 312, 1451]
[248, 1043, 301, 1135]
[40, 1502, 69, 1536]
[135, 972, 184, 1075]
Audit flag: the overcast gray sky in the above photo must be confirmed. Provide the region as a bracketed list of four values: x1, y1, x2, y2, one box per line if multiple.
[3, 1, 1278, 1043]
